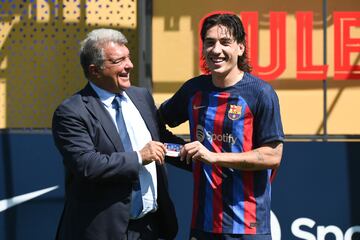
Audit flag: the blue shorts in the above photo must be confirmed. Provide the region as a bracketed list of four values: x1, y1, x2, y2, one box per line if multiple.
[189, 229, 272, 240]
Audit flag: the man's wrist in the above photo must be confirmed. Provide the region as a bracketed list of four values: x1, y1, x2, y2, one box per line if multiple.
[212, 152, 219, 164]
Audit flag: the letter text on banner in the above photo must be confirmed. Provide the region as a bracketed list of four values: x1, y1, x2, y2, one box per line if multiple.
[296, 12, 328, 80]
[334, 12, 360, 80]
[241, 12, 286, 81]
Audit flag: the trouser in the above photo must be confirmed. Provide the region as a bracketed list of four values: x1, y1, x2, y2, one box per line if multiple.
[124, 212, 159, 240]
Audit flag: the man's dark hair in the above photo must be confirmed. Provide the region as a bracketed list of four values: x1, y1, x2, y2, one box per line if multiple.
[200, 12, 252, 73]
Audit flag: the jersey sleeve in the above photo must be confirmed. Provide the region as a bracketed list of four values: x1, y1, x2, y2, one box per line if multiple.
[253, 84, 284, 147]
[159, 81, 191, 128]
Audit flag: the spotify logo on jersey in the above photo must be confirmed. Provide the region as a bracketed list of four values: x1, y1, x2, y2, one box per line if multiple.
[196, 125, 237, 144]
[196, 125, 206, 142]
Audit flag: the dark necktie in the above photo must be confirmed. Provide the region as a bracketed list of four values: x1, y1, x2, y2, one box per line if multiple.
[112, 95, 133, 151]
[112, 95, 143, 218]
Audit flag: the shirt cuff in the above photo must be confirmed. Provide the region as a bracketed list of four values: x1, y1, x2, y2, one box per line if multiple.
[136, 151, 142, 165]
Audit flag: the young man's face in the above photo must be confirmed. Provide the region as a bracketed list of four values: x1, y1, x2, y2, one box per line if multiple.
[203, 24, 244, 78]
[90, 42, 134, 93]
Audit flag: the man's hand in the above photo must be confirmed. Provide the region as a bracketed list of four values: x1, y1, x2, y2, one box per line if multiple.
[139, 141, 167, 165]
[180, 141, 216, 164]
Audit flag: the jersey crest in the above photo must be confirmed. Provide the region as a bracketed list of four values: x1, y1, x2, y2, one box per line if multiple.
[228, 104, 242, 120]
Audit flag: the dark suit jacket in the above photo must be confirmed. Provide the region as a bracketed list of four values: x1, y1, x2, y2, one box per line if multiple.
[52, 83, 178, 240]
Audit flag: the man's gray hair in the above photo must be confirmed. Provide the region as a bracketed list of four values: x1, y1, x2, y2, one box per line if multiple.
[80, 28, 128, 78]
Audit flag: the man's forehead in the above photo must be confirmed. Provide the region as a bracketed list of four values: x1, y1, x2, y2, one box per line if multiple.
[103, 43, 129, 57]
[205, 25, 234, 39]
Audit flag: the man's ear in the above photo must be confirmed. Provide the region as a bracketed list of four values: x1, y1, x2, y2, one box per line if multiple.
[238, 43, 245, 56]
[88, 64, 100, 78]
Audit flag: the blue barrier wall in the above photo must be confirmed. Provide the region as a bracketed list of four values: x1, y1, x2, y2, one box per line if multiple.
[0, 131, 63, 240]
[1, 132, 360, 240]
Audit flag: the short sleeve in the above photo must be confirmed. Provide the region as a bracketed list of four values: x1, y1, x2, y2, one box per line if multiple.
[159, 82, 192, 127]
[253, 84, 284, 147]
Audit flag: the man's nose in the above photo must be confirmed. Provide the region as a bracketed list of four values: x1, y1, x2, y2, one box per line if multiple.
[124, 59, 134, 69]
[211, 41, 222, 53]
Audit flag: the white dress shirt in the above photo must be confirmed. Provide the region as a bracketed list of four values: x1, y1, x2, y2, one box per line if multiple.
[89, 82, 158, 218]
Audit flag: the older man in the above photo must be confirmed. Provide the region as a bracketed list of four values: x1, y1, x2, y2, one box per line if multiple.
[52, 28, 179, 240]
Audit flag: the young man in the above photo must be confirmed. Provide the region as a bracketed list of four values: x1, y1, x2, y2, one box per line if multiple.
[52, 29, 178, 240]
[159, 12, 284, 239]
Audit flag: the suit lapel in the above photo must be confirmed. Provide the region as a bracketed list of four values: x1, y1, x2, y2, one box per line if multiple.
[81, 84, 124, 152]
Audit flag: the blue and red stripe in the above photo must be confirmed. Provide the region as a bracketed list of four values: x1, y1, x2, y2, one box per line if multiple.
[201, 92, 218, 231]
[230, 98, 256, 233]
[242, 106, 256, 234]
[190, 91, 202, 229]
[211, 92, 229, 233]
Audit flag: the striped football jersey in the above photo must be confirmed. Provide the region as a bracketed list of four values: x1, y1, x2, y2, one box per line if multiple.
[160, 73, 284, 234]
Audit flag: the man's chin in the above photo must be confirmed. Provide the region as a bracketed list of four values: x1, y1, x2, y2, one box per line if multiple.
[210, 68, 225, 75]
[119, 82, 131, 90]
